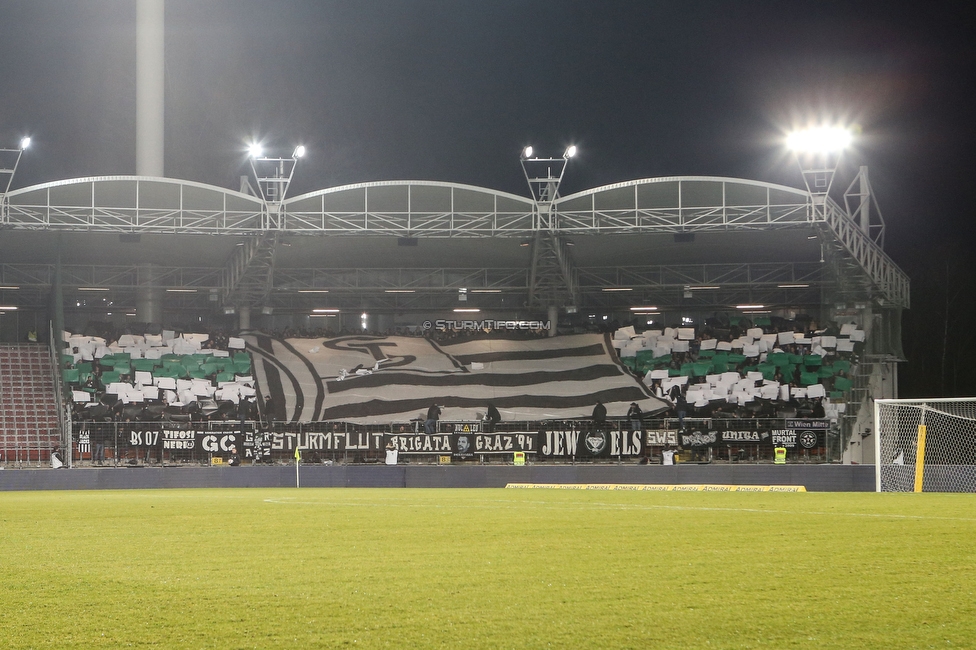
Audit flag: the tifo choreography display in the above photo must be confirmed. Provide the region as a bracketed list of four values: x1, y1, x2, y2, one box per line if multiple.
[246, 332, 669, 424]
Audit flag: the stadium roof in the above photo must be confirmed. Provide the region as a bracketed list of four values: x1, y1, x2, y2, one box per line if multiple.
[0, 174, 908, 314]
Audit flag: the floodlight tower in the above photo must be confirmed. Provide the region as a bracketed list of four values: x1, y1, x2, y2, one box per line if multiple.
[226, 144, 306, 326]
[520, 145, 580, 323]
[520, 145, 576, 229]
[247, 144, 306, 218]
[0, 137, 31, 196]
[787, 126, 852, 201]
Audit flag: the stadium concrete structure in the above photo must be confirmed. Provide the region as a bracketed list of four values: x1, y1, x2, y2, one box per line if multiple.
[0, 158, 908, 468]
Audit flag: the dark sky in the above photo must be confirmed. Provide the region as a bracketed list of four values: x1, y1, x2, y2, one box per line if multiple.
[2, 2, 972, 213]
[2, 0, 975, 394]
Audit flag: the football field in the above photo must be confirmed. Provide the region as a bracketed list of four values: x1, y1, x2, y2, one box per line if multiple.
[1, 488, 973, 648]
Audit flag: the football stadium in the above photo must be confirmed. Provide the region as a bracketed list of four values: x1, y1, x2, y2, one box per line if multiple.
[1, 3, 974, 648]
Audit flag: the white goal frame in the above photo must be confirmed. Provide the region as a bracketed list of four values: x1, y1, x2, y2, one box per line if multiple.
[874, 397, 976, 492]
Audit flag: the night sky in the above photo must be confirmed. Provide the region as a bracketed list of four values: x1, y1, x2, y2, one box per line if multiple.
[1, 1, 974, 397]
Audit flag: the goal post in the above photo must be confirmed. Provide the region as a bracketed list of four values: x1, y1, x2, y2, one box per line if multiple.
[875, 398, 976, 492]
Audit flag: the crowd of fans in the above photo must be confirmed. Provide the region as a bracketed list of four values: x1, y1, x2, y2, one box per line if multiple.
[613, 314, 861, 423]
[59, 313, 859, 428]
[60, 325, 257, 425]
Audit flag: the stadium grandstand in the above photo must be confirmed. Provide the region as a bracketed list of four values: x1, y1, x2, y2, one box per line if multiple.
[0, 8, 907, 477]
[0, 161, 907, 471]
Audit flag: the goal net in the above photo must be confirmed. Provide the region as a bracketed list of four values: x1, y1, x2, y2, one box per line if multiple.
[875, 398, 976, 492]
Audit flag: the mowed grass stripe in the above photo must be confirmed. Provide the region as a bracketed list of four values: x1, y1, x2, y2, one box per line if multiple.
[1, 489, 973, 649]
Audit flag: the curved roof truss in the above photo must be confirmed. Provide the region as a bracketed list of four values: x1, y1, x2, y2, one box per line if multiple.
[280, 180, 536, 236]
[552, 176, 812, 233]
[0, 174, 908, 307]
[2, 176, 815, 237]
[2, 176, 266, 233]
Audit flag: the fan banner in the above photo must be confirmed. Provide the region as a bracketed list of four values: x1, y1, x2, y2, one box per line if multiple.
[243, 332, 670, 425]
[678, 420, 828, 449]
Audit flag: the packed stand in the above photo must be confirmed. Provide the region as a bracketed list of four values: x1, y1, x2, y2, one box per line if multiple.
[613, 316, 863, 423]
[60, 329, 258, 424]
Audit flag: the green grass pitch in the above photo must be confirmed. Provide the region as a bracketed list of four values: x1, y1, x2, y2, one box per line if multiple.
[1, 488, 974, 648]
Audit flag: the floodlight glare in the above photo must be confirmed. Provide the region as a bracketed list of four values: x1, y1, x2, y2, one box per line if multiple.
[293, 145, 306, 158]
[564, 145, 578, 158]
[786, 127, 852, 153]
[19, 137, 31, 150]
[522, 146, 533, 159]
[248, 143, 263, 158]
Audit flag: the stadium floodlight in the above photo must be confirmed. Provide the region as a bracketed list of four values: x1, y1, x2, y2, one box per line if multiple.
[520, 143, 577, 203]
[1, 136, 32, 194]
[787, 124, 853, 197]
[247, 141, 304, 203]
[786, 127, 852, 154]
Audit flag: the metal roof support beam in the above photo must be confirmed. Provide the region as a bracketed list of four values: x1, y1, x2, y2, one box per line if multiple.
[223, 232, 278, 309]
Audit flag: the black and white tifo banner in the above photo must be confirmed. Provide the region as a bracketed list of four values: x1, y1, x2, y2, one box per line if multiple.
[675, 419, 829, 449]
[124, 424, 263, 460]
[265, 430, 646, 458]
[243, 332, 670, 425]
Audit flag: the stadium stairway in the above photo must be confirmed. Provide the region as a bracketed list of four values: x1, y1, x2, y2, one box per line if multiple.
[0, 344, 61, 464]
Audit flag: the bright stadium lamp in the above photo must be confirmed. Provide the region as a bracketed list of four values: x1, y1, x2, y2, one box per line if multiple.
[787, 125, 853, 198]
[520, 143, 577, 203]
[787, 127, 852, 154]
[2, 135, 32, 194]
[246, 141, 304, 203]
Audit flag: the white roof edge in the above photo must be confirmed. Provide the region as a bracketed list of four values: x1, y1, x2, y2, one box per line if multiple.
[5, 175, 265, 204]
[555, 176, 811, 205]
[284, 179, 535, 207]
